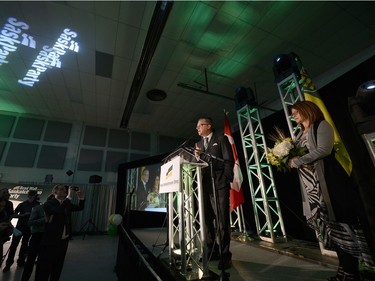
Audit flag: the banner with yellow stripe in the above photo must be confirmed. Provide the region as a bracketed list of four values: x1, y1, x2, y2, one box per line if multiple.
[300, 67, 352, 176]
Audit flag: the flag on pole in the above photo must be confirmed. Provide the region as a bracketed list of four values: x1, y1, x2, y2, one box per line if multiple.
[300, 66, 352, 176]
[224, 112, 244, 211]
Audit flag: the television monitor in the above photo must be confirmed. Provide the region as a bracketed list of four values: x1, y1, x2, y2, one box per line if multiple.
[116, 153, 170, 216]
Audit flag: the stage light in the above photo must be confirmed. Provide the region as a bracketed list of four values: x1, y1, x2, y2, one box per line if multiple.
[235, 86, 257, 110]
[349, 80, 375, 135]
[272, 52, 302, 83]
[357, 80, 375, 93]
[355, 80, 375, 116]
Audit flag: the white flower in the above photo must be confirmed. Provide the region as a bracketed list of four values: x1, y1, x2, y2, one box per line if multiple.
[272, 140, 294, 157]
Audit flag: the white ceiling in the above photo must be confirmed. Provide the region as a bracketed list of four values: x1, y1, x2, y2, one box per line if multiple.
[1, 1, 375, 139]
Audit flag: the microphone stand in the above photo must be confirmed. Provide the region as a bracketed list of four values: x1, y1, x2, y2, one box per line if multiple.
[195, 149, 230, 281]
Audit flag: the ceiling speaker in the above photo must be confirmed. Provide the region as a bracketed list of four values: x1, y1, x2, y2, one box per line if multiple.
[45, 174, 53, 183]
[89, 175, 102, 184]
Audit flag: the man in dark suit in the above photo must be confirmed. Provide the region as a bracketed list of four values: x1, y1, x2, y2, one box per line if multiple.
[136, 168, 150, 210]
[35, 184, 84, 281]
[194, 117, 234, 270]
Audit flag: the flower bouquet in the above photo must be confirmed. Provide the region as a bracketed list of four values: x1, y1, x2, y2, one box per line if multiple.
[266, 127, 307, 172]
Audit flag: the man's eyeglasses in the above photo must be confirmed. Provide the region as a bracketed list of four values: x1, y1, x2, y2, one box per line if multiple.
[196, 124, 209, 129]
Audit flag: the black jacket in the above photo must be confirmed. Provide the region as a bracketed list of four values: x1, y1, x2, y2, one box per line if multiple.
[41, 197, 84, 245]
[196, 132, 234, 189]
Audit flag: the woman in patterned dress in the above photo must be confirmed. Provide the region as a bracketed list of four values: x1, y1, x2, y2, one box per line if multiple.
[289, 101, 373, 281]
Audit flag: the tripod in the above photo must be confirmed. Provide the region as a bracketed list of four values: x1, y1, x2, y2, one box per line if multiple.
[151, 211, 169, 259]
[78, 184, 100, 240]
[78, 218, 100, 240]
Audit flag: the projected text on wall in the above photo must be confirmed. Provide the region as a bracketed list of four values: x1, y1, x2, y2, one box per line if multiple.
[0, 17, 79, 87]
[0, 17, 36, 65]
[18, 28, 79, 87]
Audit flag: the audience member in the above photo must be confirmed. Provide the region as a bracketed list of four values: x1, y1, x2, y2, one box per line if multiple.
[0, 188, 14, 219]
[3, 190, 39, 272]
[20, 194, 54, 281]
[0, 188, 14, 267]
[35, 184, 84, 281]
[1, 197, 13, 266]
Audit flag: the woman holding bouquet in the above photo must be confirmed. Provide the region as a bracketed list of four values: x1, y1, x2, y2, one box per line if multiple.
[289, 101, 373, 281]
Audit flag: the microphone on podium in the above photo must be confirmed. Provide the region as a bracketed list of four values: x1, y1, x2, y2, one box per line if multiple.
[176, 133, 198, 150]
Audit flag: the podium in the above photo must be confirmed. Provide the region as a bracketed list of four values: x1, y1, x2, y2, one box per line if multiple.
[160, 148, 209, 280]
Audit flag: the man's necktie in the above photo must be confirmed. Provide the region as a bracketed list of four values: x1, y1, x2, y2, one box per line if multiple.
[204, 137, 208, 150]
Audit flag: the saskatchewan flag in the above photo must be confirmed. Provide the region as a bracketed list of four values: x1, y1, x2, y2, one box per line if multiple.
[299, 66, 352, 176]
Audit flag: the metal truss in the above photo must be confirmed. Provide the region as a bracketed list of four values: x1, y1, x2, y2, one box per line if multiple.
[168, 163, 208, 280]
[237, 104, 286, 243]
[276, 73, 304, 140]
[230, 205, 246, 233]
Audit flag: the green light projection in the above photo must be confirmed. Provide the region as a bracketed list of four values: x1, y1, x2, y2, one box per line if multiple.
[175, 1, 295, 83]
[0, 77, 26, 113]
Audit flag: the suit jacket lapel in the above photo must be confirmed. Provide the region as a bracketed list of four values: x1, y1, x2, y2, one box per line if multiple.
[207, 133, 217, 152]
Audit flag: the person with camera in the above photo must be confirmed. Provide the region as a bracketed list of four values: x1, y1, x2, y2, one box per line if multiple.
[3, 190, 39, 272]
[35, 184, 84, 281]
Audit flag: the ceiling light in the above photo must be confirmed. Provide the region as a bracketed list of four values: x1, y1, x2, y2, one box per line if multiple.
[146, 89, 167, 101]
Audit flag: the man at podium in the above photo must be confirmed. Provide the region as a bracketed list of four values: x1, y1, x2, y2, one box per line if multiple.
[136, 167, 150, 210]
[194, 117, 234, 270]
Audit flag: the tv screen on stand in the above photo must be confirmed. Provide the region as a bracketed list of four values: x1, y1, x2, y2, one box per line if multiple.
[116, 153, 170, 221]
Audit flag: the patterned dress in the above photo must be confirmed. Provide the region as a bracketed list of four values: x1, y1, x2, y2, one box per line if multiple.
[295, 128, 374, 280]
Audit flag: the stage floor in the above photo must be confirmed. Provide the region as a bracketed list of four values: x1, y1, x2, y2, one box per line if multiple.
[132, 227, 339, 281]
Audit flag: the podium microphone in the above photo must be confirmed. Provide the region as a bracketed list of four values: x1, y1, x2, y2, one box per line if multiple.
[163, 133, 198, 163]
[177, 132, 197, 150]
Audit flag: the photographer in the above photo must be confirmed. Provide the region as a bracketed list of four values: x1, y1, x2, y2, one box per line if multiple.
[35, 184, 84, 281]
